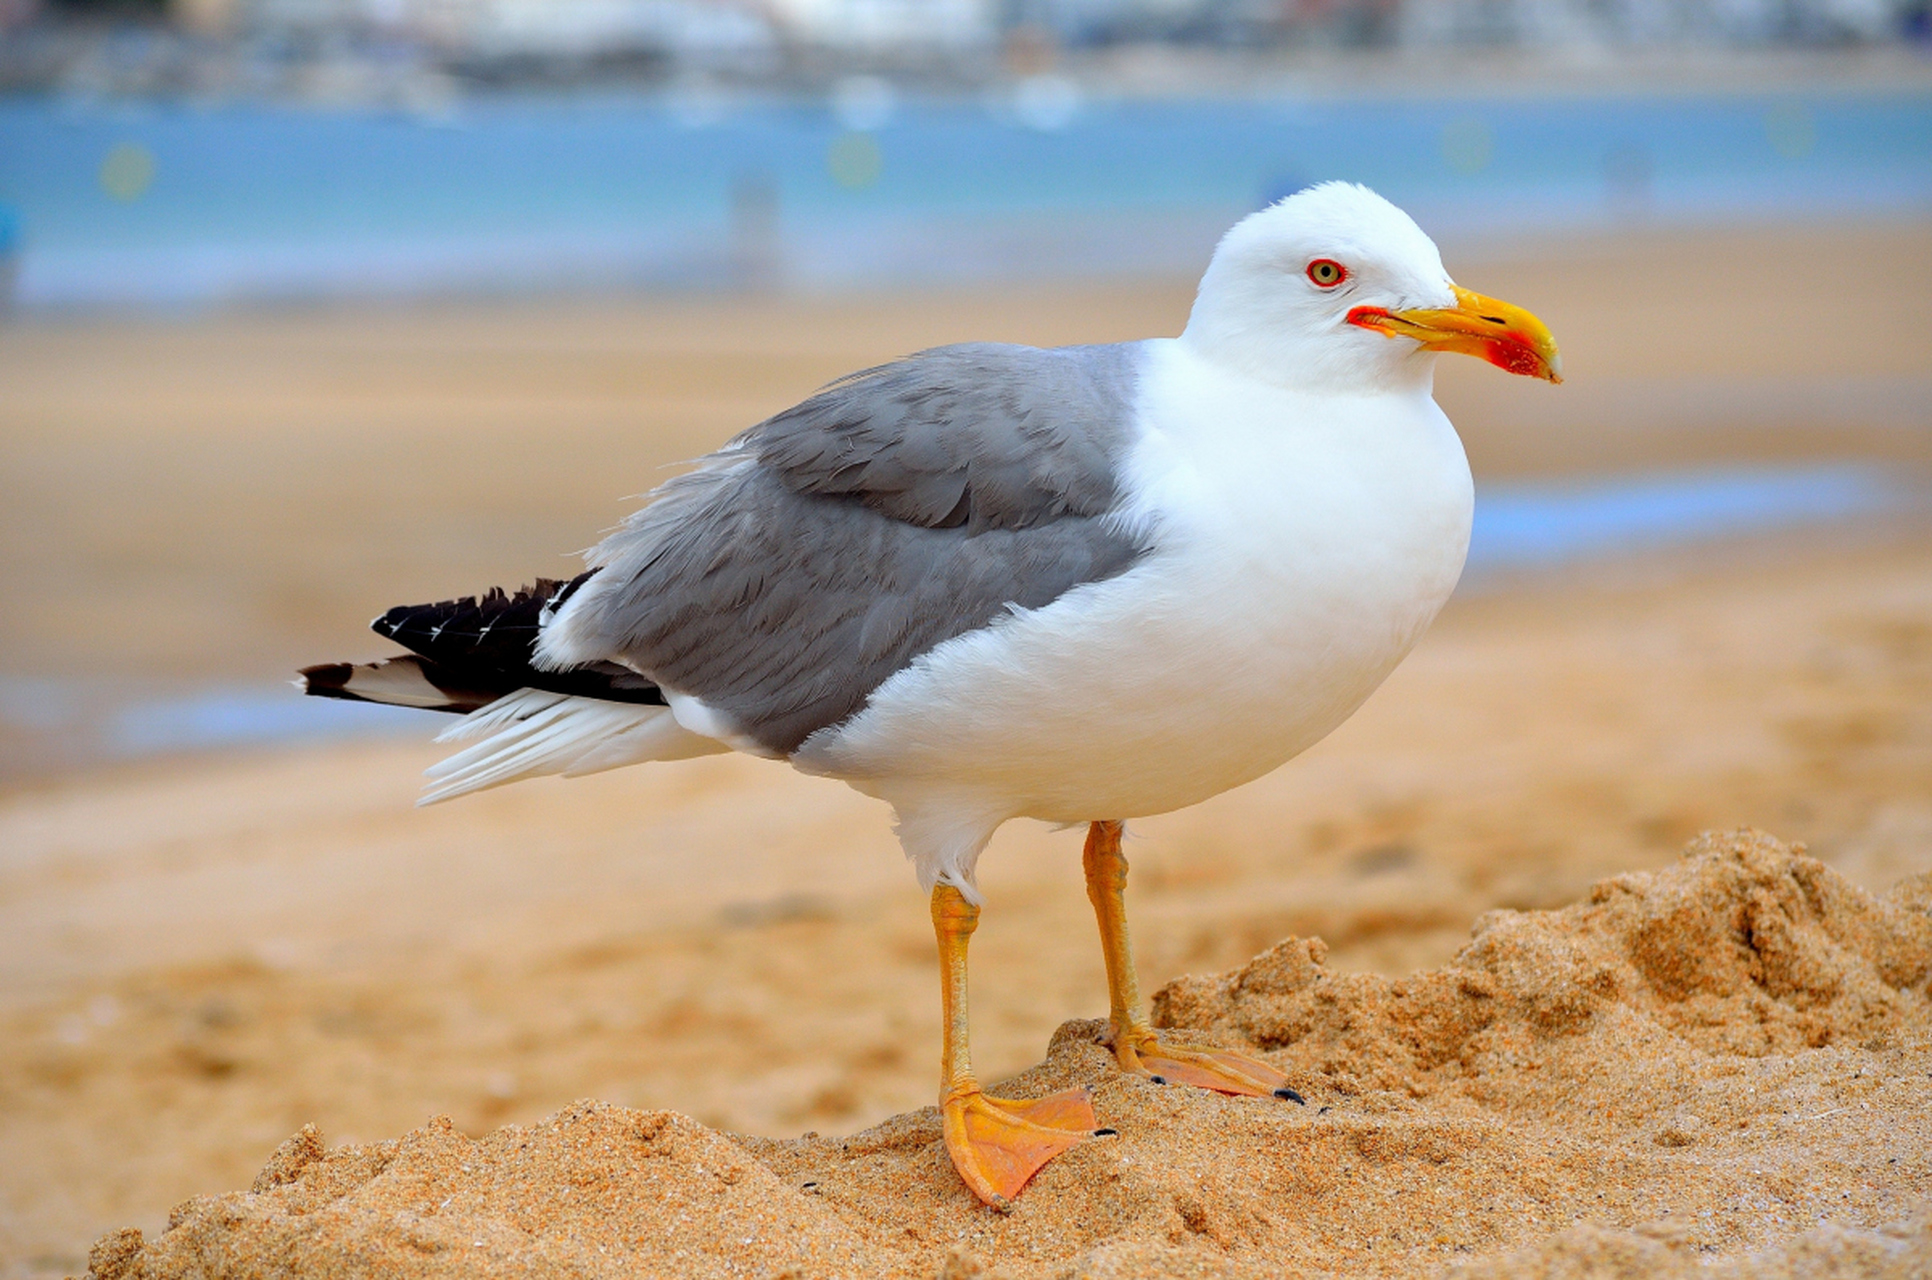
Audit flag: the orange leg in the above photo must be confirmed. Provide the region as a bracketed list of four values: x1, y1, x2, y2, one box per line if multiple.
[932, 884, 1096, 1208]
[1084, 820, 1304, 1101]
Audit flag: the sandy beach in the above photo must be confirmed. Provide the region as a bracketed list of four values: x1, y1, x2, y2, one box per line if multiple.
[1, 220, 1928, 1279]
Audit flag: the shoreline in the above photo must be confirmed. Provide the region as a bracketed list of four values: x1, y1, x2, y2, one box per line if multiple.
[8, 43, 1932, 108]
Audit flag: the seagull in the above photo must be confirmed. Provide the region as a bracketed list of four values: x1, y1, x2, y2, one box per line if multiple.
[300, 182, 1560, 1208]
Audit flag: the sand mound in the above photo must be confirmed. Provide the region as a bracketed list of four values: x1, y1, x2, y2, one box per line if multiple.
[85, 830, 1932, 1280]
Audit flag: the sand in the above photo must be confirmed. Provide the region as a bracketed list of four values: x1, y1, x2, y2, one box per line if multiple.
[1, 220, 1929, 1278]
[80, 831, 1932, 1279]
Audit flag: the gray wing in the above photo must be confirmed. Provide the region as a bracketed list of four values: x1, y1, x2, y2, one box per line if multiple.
[538, 341, 1149, 755]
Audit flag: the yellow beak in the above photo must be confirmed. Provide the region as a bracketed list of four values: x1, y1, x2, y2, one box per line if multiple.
[1348, 285, 1563, 383]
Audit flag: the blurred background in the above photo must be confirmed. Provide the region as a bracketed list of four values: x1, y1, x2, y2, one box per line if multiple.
[0, 4, 1929, 1277]
[1, 0, 1931, 305]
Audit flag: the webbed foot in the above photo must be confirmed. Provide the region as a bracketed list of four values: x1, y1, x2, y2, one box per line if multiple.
[940, 1086, 1098, 1208]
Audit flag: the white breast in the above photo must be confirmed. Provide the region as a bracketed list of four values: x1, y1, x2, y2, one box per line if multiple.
[803, 338, 1473, 827]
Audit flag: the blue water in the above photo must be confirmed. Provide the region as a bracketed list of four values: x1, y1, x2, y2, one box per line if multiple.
[1, 89, 1928, 305]
[1465, 464, 1897, 573]
[108, 687, 421, 755]
[0, 463, 1911, 767]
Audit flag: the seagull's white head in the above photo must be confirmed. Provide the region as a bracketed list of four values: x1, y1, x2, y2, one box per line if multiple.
[1183, 182, 1561, 394]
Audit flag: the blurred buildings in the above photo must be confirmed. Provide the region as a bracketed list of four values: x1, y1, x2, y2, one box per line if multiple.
[0, 0, 1925, 98]
[148, 0, 1932, 49]
[150, 0, 1932, 50]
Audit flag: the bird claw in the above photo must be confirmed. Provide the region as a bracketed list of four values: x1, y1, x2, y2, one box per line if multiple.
[1116, 1031, 1299, 1100]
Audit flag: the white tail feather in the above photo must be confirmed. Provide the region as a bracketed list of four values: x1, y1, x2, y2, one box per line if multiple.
[419, 689, 726, 805]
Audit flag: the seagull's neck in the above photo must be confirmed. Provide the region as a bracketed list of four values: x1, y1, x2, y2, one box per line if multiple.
[1126, 340, 1463, 522]
[1175, 325, 1436, 398]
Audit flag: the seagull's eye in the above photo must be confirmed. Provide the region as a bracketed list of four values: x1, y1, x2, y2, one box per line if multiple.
[1307, 259, 1347, 288]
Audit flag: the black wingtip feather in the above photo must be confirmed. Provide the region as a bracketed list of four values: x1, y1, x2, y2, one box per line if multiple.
[329, 569, 666, 709]
[374, 577, 572, 648]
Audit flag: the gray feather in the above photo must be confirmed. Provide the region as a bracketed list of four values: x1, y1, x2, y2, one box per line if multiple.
[756, 343, 1134, 529]
[543, 342, 1148, 754]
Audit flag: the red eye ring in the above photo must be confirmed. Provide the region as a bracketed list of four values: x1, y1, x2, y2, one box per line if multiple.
[1307, 258, 1347, 288]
